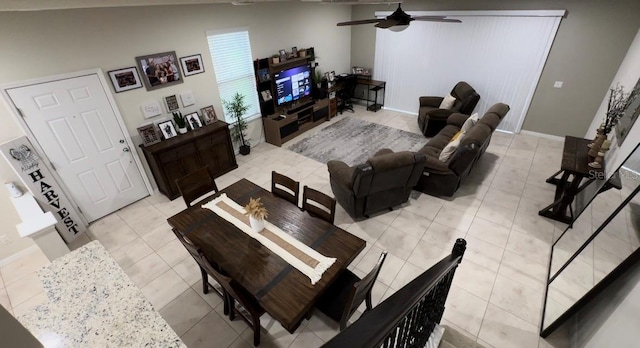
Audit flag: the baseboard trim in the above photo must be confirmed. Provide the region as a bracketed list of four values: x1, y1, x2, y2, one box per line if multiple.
[520, 129, 564, 141]
[0, 244, 39, 267]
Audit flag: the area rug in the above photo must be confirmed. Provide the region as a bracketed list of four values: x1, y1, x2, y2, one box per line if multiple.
[287, 117, 429, 166]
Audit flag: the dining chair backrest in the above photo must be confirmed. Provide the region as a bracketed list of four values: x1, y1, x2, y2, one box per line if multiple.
[172, 228, 206, 268]
[302, 185, 336, 224]
[342, 251, 388, 324]
[176, 166, 219, 207]
[199, 251, 265, 346]
[271, 171, 299, 206]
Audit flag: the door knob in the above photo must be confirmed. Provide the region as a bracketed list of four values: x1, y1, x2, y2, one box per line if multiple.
[122, 147, 130, 152]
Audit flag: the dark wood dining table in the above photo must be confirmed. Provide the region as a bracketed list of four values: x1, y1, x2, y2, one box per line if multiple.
[167, 178, 366, 333]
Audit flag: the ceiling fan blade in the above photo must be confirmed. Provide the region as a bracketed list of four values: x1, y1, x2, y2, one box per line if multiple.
[375, 19, 399, 29]
[413, 17, 463, 23]
[337, 18, 382, 26]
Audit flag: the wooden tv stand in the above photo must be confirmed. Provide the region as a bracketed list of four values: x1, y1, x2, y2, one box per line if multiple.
[263, 98, 330, 147]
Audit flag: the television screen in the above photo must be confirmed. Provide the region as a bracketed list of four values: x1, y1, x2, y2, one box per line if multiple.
[274, 64, 312, 106]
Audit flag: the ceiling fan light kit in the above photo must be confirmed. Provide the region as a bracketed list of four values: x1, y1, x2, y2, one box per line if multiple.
[337, 3, 462, 30]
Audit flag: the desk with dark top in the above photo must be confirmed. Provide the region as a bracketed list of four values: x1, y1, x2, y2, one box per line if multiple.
[356, 78, 386, 112]
[539, 136, 605, 224]
[167, 179, 366, 333]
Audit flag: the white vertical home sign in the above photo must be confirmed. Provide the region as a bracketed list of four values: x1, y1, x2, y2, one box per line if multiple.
[0, 136, 86, 243]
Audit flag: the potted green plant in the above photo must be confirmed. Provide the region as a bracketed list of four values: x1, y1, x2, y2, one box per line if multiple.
[223, 92, 251, 155]
[172, 111, 187, 134]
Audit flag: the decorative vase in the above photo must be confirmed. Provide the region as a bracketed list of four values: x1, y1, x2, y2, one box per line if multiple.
[249, 216, 264, 233]
[178, 127, 187, 134]
[588, 134, 607, 157]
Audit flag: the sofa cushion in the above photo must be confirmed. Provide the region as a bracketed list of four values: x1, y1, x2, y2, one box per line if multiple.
[478, 113, 501, 131]
[460, 113, 479, 133]
[426, 125, 460, 150]
[439, 94, 456, 109]
[439, 132, 465, 162]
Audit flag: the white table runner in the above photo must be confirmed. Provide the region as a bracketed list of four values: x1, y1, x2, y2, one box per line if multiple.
[202, 193, 336, 284]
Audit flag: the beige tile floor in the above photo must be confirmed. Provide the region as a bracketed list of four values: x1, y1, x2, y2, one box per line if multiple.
[1, 105, 579, 347]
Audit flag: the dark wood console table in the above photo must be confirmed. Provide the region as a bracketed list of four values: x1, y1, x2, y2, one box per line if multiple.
[539, 136, 604, 224]
[140, 122, 237, 200]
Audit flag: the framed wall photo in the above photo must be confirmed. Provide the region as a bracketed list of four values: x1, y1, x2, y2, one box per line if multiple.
[179, 54, 205, 77]
[157, 120, 178, 140]
[200, 105, 217, 125]
[164, 95, 180, 112]
[137, 124, 161, 146]
[135, 51, 183, 91]
[108, 67, 143, 93]
[185, 112, 203, 130]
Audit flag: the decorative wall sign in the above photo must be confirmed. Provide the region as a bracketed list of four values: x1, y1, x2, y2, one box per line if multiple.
[141, 100, 162, 119]
[0, 137, 86, 243]
[164, 95, 180, 112]
[180, 91, 195, 107]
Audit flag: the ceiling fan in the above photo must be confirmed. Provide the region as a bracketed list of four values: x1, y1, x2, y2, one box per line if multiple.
[337, 3, 462, 31]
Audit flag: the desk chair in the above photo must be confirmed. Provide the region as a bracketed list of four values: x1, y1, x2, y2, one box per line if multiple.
[314, 250, 387, 330]
[175, 167, 219, 207]
[337, 74, 357, 114]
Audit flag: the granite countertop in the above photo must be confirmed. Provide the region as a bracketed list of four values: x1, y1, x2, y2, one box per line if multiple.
[18, 241, 186, 347]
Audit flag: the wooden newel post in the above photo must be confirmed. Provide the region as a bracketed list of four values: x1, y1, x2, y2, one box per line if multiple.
[453, 238, 466, 263]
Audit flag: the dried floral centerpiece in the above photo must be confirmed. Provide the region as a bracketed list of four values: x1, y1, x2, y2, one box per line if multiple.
[245, 197, 268, 232]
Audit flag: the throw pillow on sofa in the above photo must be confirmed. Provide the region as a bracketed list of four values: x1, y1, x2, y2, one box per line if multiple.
[439, 94, 456, 109]
[461, 112, 479, 133]
[439, 131, 465, 162]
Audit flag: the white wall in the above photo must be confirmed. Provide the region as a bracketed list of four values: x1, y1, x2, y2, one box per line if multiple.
[584, 28, 640, 178]
[0, 3, 352, 260]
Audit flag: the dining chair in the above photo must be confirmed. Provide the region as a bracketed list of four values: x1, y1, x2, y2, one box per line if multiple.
[199, 252, 266, 346]
[314, 250, 388, 330]
[175, 166, 219, 207]
[271, 171, 300, 206]
[171, 228, 229, 315]
[302, 185, 336, 224]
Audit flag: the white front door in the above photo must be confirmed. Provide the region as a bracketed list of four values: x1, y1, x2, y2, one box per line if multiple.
[7, 74, 149, 222]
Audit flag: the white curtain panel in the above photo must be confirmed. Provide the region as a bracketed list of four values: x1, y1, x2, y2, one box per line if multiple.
[374, 13, 562, 133]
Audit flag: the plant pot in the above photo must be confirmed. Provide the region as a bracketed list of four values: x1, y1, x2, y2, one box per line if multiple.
[249, 216, 264, 233]
[178, 127, 187, 134]
[239, 144, 251, 155]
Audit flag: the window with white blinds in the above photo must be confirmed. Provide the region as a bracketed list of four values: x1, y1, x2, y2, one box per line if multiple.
[206, 28, 259, 122]
[373, 11, 564, 133]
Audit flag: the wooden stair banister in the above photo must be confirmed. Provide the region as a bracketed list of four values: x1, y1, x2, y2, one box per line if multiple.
[322, 239, 467, 348]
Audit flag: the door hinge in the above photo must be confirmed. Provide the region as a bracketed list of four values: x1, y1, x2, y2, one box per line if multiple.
[49, 161, 56, 171]
[77, 206, 84, 216]
[16, 108, 25, 118]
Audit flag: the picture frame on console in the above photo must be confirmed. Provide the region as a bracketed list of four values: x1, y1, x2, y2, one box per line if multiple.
[157, 120, 178, 140]
[185, 112, 203, 130]
[135, 51, 183, 91]
[137, 124, 161, 147]
[200, 105, 217, 125]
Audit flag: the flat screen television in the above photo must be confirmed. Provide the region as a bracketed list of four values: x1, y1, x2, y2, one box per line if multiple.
[273, 64, 312, 106]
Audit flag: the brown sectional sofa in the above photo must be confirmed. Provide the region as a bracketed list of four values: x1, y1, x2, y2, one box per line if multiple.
[414, 103, 510, 197]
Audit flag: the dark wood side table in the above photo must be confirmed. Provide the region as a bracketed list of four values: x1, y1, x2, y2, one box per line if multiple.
[538, 136, 604, 224]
